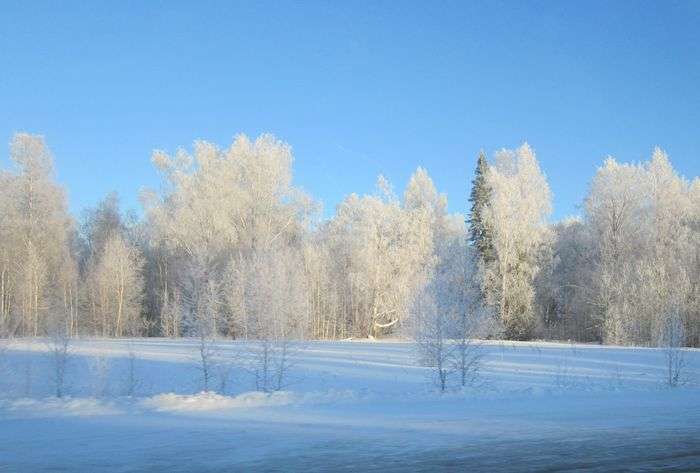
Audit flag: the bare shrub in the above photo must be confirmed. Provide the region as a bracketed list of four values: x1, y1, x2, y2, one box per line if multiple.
[412, 290, 452, 392]
[249, 338, 300, 392]
[47, 325, 71, 398]
[88, 355, 111, 397]
[124, 345, 141, 397]
[659, 309, 686, 387]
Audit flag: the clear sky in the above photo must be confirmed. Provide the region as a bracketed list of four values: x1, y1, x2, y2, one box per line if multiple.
[1, 0, 699, 221]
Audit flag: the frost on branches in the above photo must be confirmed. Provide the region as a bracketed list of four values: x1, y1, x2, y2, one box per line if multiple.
[0, 133, 698, 350]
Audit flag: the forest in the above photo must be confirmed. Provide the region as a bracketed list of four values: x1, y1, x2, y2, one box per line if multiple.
[1, 132, 698, 347]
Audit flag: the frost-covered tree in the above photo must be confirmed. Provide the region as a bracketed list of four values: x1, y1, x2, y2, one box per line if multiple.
[46, 309, 72, 398]
[412, 287, 452, 392]
[226, 247, 309, 391]
[404, 166, 448, 276]
[407, 169, 457, 390]
[409, 166, 492, 388]
[482, 144, 552, 339]
[412, 220, 490, 390]
[87, 234, 144, 337]
[137, 234, 178, 338]
[534, 217, 597, 341]
[142, 133, 318, 388]
[585, 158, 652, 343]
[302, 234, 342, 339]
[440, 235, 491, 386]
[1, 128, 697, 349]
[81, 194, 144, 337]
[225, 247, 308, 342]
[659, 306, 686, 387]
[0, 171, 18, 336]
[325, 175, 434, 338]
[144, 134, 314, 338]
[176, 256, 225, 392]
[80, 192, 125, 267]
[583, 149, 697, 345]
[0, 134, 74, 336]
[146, 134, 312, 259]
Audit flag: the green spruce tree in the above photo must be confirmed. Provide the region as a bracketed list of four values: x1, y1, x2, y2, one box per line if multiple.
[467, 151, 494, 264]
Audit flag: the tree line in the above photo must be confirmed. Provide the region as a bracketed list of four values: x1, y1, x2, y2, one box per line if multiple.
[1, 132, 698, 347]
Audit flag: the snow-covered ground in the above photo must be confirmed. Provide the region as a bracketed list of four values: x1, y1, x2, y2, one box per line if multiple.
[1, 339, 699, 472]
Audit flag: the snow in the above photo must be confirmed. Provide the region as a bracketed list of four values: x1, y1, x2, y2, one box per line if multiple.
[138, 390, 358, 413]
[141, 391, 292, 412]
[1, 397, 122, 417]
[0, 338, 699, 471]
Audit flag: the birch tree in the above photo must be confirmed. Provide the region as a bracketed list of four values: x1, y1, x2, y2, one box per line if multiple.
[584, 150, 697, 345]
[81, 194, 144, 337]
[534, 217, 597, 340]
[0, 171, 19, 336]
[2, 134, 74, 336]
[412, 287, 452, 392]
[226, 247, 309, 391]
[483, 144, 552, 339]
[145, 134, 313, 338]
[88, 234, 144, 337]
[326, 175, 433, 338]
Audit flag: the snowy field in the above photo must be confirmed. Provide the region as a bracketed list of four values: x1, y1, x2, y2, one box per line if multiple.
[1, 339, 699, 472]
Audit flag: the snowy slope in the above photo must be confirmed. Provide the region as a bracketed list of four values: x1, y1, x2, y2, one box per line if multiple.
[0, 339, 699, 472]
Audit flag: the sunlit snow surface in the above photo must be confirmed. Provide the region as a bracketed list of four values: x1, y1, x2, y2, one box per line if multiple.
[1, 339, 699, 472]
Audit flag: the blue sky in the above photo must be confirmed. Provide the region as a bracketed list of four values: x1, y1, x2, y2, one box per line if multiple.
[1, 0, 699, 221]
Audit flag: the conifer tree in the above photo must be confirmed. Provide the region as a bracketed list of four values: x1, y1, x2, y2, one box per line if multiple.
[467, 151, 494, 265]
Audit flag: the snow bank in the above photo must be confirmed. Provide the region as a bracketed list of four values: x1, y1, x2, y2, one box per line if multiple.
[0, 390, 359, 418]
[141, 391, 294, 412]
[1, 397, 122, 417]
[141, 389, 358, 413]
